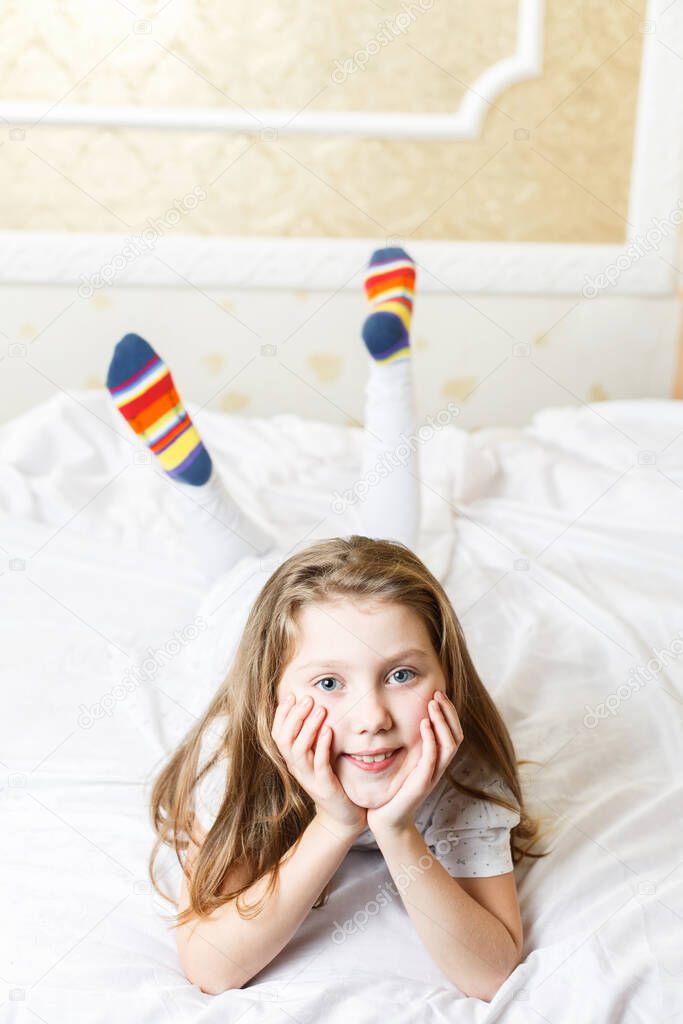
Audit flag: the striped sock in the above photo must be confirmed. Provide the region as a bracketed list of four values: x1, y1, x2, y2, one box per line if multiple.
[106, 333, 213, 486]
[361, 247, 416, 365]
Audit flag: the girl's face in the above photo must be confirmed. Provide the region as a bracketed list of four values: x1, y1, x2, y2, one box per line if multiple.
[276, 596, 449, 810]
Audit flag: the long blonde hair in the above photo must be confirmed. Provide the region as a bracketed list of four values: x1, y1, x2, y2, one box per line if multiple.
[149, 535, 551, 927]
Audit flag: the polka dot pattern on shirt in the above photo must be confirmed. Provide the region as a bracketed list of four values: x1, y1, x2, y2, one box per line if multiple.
[193, 724, 521, 879]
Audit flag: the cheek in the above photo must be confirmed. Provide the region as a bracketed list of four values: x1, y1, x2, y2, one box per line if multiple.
[403, 701, 429, 747]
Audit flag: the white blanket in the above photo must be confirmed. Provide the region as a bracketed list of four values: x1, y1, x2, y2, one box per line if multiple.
[1, 390, 682, 1022]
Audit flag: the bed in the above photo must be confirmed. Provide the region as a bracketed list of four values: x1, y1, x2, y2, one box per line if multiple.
[2, 389, 682, 1022]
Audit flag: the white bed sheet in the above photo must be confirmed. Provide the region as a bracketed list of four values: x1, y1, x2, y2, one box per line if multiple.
[1, 390, 682, 1022]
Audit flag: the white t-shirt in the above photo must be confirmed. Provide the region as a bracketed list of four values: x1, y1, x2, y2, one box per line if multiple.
[193, 714, 521, 878]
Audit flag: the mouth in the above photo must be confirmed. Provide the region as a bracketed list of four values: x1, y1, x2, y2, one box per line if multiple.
[343, 747, 404, 773]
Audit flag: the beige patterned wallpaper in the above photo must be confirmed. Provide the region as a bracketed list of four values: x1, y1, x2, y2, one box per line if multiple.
[1, 0, 646, 242]
[2, 0, 680, 430]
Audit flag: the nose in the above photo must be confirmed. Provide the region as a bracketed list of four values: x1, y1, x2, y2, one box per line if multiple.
[350, 686, 393, 734]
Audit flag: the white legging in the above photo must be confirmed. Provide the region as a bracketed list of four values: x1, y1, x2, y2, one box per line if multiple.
[170, 358, 420, 578]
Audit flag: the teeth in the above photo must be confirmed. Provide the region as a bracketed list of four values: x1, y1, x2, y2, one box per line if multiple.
[349, 751, 395, 763]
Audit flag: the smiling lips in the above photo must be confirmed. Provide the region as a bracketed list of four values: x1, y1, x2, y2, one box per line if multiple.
[347, 747, 396, 756]
[343, 748, 403, 772]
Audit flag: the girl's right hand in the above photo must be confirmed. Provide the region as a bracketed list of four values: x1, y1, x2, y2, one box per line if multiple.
[271, 694, 367, 840]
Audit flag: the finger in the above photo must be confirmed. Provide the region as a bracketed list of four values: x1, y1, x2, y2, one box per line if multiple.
[281, 697, 315, 745]
[313, 723, 334, 777]
[271, 692, 295, 735]
[273, 694, 302, 745]
[296, 702, 325, 742]
[291, 703, 326, 760]
[428, 701, 459, 774]
[412, 718, 439, 790]
[429, 699, 458, 747]
[418, 717, 439, 776]
[277, 700, 317, 774]
[435, 693, 463, 743]
[440, 693, 463, 740]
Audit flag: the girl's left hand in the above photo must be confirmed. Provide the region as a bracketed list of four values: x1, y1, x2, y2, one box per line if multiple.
[366, 691, 464, 837]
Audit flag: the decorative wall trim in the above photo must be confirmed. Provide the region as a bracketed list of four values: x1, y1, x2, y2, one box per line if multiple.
[627, 2, 683, 247]
[0, 0, 545, 141]
[0, 232, 675, 295]
[0, 0, 680, 295]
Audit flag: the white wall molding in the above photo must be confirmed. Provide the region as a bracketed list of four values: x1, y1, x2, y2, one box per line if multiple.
[627, 3, 683, 243]
[0, 232, 675, 295]
[0, 0, 680, 295]
[0, 0, 544, 141]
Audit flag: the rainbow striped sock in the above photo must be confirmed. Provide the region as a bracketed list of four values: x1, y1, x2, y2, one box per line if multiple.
[361, 247, 416, 365]
[106, 333, 213, 486]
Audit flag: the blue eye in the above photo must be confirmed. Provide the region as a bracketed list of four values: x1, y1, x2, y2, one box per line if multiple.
[314, 677, 340, 693]
[313, 669, 416, 693]
[390, 669, 416, 684]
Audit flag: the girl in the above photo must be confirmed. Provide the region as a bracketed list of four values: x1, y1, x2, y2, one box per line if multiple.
[106, 248, 548, 1000]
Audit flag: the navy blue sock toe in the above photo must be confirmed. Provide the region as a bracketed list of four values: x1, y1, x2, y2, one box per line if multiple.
[362, 248, 416, 365]
[106, 332, 214, 487]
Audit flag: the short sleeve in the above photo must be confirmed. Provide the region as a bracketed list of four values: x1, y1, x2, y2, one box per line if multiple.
[423, 771, 521, 878]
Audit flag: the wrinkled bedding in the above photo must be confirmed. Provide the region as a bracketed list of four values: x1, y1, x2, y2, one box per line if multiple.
[1, 390, 682, 1022]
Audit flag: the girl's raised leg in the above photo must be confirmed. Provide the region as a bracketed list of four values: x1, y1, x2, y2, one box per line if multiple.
[357, 248, 420, 551]
[106, 333, 275, 578]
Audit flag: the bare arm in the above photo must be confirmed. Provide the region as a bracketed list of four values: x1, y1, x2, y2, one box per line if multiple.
[375, 825, 523, 1001]
[176, 813, 359, 995]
